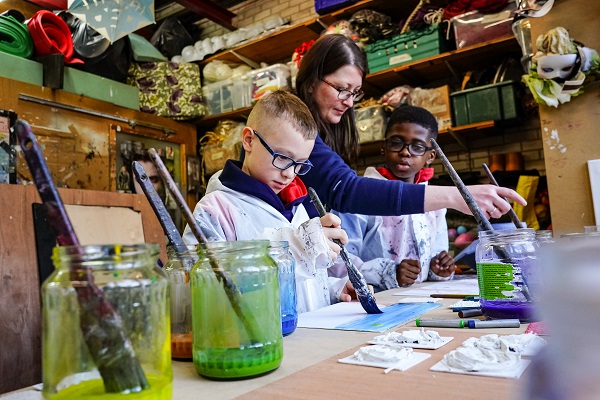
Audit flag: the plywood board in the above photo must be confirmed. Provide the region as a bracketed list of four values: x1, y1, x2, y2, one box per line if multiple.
[530, 0, 600, 235]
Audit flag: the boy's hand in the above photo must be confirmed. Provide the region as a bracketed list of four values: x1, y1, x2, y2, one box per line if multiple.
[319, 213, 348, 260]
[429, 251, 456, 278]
[339, 280, 374, 302]
[396, 259, 421, 286]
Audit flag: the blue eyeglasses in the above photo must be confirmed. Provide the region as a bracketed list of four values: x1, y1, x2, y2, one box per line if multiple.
[252, 130, 313, 175]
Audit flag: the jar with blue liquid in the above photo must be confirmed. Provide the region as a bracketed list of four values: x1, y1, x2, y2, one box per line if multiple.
[190, 240, 283, 379]
[269, 241, 297, 336]
[475, 228, 540, 322]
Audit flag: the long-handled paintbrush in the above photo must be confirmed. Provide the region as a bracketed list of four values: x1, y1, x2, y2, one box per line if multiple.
[132, 161, 196, 269]
[482, 163, 523, 229]
[308, 187, 383, 314]
[145, 148, 264, 343]
[430, 139, 532, 302]
[14, 120, 148, 393]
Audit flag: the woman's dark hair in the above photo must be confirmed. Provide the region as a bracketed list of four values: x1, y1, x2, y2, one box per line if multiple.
[295, 34, 367, 164]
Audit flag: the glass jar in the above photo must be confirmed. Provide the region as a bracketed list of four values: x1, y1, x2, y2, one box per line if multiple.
[269, 241, 297, 336]
[42, 244, 172, 399]
[535, 230, 554, 244]
[164, 244, 197, 360]
[475, 228, 540, 322]
[190, 241, 283, 379]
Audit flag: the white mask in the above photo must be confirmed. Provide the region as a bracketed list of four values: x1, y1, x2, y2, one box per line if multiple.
[537, 54, 578, 80]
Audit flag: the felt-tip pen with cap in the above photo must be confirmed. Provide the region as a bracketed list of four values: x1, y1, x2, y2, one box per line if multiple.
[467, 319, 521, 328]
[415, 319, 467, 328]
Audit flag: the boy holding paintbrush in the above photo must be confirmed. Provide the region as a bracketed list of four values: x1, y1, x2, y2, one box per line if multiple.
[182, 90, 358, 313]
[332, 105, 456, 291]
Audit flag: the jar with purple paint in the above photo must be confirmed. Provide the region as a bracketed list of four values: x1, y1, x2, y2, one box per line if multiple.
[475, 228, 540, 322]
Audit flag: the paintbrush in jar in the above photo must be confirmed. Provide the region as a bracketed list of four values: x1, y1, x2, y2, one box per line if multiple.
[482, 163, 523, 229]
[308, 187, 383, 314]
[430, 139, 532, 301]
[146, 148, 264, 343]
[14, 120, 149, 393]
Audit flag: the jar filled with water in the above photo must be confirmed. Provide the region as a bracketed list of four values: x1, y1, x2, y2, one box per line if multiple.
[475, 228, 540, 322]
[190, 240, 283, 379]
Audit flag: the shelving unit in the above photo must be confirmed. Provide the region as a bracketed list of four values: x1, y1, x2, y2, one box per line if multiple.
[194, 0, 522, 151]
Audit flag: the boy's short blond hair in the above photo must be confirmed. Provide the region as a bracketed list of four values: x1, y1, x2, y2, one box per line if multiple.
[247, 90, 317, 140]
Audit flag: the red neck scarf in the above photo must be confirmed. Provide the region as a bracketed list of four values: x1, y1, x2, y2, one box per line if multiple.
[376, 166, 434, 184]
[278, 176, 307, 205]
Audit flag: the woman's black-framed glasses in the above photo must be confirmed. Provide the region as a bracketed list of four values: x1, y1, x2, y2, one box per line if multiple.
[320, 77, 365, 102]
[252, 130, 313, 175]
[384, 139, 433, 156]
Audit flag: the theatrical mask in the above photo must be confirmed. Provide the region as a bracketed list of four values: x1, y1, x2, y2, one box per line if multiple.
[536, 53, 578, 81]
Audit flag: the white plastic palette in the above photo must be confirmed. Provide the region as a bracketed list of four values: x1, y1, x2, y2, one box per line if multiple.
[430, 358, 530, 379]
[339, 351, 431, 372]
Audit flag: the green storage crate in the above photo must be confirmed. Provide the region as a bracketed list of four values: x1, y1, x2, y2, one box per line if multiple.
[364, 25, 447, 73]
[450, 81, 521, 126]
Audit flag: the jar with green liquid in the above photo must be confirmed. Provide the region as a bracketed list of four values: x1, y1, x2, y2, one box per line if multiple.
[42, 244, 172, 399]
[191, 240, 283, 379]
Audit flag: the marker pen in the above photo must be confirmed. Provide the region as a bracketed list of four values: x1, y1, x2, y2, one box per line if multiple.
[458, 308, 483, 318]
[467, 319, 521, 328]
[415, 319, 466, 328]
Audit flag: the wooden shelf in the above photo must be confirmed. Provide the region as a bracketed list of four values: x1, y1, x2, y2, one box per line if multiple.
[199, 0, 424, 67]
[196, 106, 253, 131]
[358, 120, 497, 157]
[364, 36, 520, 94]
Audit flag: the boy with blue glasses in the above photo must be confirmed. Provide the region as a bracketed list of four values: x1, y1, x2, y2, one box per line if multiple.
[183, 90, 358, 312]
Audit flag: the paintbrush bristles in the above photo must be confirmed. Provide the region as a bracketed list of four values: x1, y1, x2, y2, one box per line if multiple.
[430, 139, 493, 231]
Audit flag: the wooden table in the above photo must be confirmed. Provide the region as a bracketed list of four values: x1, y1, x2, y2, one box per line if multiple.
[1, 280, 531, 400]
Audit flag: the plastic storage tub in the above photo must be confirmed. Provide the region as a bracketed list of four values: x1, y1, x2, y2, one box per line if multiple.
[451, 81, 521, 126]
[202, 79, 234, 115]
[355, 105, 387, 143]
[364, 25, 448, 74]
[247, 64, 290, 103]
[450, 3, 517, 49]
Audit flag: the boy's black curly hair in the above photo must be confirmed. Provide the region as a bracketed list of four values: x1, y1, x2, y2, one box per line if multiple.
[386, 105, 438, 140]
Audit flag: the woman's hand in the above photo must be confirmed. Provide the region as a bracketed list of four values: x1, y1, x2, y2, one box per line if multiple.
[425, 185, 526, 218]
[319, 213, 348, 260]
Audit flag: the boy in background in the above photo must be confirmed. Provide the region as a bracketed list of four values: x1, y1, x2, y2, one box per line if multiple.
[183, 90, 357, 312]
[333, 105, 456, 291]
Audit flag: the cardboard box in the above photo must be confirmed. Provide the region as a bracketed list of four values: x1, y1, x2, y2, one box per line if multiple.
[410, 85, 452, 131]
[0, 52, 139, 110]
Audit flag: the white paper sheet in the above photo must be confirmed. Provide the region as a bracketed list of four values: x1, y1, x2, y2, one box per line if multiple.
[394, 279, 479, 297]
[396, 297, 442, 303]
[297, 302, 384, 330]
[339, 351, 431, 372]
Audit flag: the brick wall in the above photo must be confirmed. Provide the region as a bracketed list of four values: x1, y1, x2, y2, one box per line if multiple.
[197, 0, 318, 39]
[194, 0, 546, 178]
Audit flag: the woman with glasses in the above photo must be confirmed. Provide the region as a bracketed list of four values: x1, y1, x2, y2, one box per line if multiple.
[295, 34, 525, 218]
[331, 105, 456, 291]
